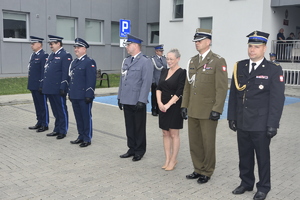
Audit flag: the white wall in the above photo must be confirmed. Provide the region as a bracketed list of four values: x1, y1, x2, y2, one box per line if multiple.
[159, 0, 300, 77]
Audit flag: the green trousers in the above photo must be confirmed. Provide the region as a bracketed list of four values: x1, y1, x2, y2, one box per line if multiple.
[188, 117, 218, 177]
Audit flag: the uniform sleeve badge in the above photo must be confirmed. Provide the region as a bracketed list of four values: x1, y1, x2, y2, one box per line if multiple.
[279, 75, 284, 82]
[222, 66, 227, 72]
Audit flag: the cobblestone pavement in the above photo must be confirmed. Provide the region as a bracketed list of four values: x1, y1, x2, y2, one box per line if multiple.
[0, 87, 299, 200]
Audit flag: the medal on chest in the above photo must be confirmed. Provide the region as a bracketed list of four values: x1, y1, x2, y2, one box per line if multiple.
[259, 84, 264, 90]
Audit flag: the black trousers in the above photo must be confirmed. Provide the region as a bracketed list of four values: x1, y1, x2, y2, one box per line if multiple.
[237, 129, 271, 193]
[123, 104, 147, 156]
[151, 83, 158, 112]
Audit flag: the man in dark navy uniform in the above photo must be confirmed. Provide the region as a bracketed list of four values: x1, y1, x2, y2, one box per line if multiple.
[69, 38, 97, 148]
[118, 34, 153, 161]
[27, 36, 49, 132]
[150, 44, 167, 116]
[228, 31, 285, 200]
[42, 35, 72, 139]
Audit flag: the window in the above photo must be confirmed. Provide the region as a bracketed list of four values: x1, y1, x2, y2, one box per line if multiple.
[148, 23, 159, 44]
[56, 16, 77, 42]
[3, 11, 28, 41]
[111, 21, 120, 43]
[173, 0, 184, 19]
[199, 17, 213, 30]
[85, 19, 103, 43]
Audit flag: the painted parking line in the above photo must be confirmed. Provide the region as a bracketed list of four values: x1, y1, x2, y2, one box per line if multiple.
[94, 91, 300, 120]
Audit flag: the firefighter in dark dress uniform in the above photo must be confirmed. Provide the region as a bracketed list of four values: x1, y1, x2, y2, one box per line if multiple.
[27, 36, 49, 132]
[42, 35, 72, 140]
[69, 38, 97, 148]
[227, 31, 285, 200]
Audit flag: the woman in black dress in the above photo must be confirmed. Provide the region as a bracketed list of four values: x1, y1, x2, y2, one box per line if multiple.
[156, 49, 186, 171]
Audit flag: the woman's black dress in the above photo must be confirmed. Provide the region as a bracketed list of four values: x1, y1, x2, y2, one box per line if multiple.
[157, 68, 186, 130]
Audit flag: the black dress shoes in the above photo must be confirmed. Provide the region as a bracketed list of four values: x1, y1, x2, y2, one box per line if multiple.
[197, 175, 210, 184]
[29, 124, 41, 130]
[253, 191, 267, 200]
[232, 185, 253, 194]
[186, 172, 202, 179]
[36, 126, 48, 132]
[120, 153, 135, 158]
[152, 110, 158, 116]
[70, 139, 83, 144]
[132, 155, 142, 161]
[46, 132, 59, 136]
[79, 141, 91, 147]
[56, 134, 66, 139]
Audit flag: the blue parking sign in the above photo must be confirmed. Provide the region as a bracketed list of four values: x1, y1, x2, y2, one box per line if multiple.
[120, 19, 131, 38]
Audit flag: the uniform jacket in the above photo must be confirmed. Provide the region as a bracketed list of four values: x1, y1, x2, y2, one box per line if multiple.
[68, 55, 97, 99]
[227, 58, 285, 131]
[118, 52, 153, 105]
[27, 49, 48, 90]
[151, 55, 167, 85]
[181, 50, 228, 119]
[41, 48, 72, 94]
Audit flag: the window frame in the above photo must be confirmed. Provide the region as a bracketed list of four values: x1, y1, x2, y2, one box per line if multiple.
[199, 17, 213, 30]
[173, 0, 184, 19]
[111, 21, 120, 45]
[3, 10, 29, 42]
[85, 19, 104, 45]
[56, 16, 77, 44]
[148, 23, 160, 45]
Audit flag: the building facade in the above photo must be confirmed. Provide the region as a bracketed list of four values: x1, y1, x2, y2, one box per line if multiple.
[0, 0, 160, 75]
[159, 0, 300, 77]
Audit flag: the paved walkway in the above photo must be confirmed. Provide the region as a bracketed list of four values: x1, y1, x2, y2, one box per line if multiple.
[0, 87, 299, 200]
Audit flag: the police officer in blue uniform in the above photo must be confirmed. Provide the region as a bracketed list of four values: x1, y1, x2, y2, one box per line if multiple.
[69, 38, 97, 148]
[118, 34, 153, 161]
[151, 45, 167, 116]
[42, 35, 72, 139]
[28, 36, 49, 132]
[228, 31, 285, 200]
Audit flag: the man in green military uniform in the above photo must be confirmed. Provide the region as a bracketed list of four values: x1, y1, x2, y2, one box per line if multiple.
[181, 28, 228, 184]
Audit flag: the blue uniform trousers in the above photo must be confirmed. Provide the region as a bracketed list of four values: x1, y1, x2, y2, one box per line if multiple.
[237, 129, 271, 194]
[123, 104, 147, 156]
[31, 90, 49, 127]
[47, 94, 68, 135]
[71, 99, 93, 142]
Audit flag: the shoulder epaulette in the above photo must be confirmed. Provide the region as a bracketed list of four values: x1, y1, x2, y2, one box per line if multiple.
[212, 53, 223, 59]
[267, 60, 281, 67]
[192, 54, 198, 59]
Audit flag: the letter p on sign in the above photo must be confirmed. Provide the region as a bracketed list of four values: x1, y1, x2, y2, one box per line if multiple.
[120, 19, 131, 38]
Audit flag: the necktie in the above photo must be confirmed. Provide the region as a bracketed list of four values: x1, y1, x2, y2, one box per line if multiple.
[199, 55, 203, 63]
[159, 57, 162, 63]
[250, 63, 256, 74]
[131, 57, 134, 63]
